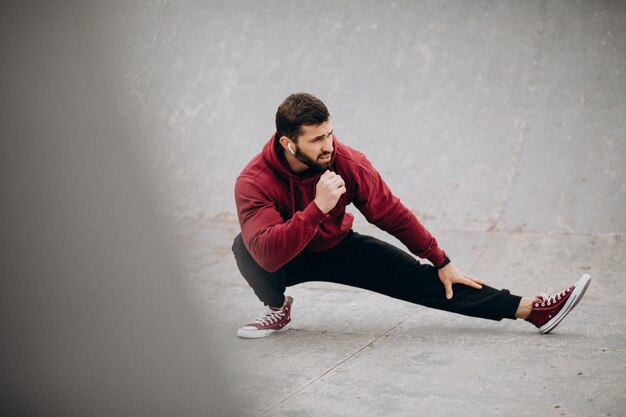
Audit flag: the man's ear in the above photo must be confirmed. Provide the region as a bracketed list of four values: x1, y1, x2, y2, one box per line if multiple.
[278, 136, 294, 152]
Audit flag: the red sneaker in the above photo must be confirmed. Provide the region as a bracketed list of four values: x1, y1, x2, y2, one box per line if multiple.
[526, 274, 591, 334]
[237, 296, 293, 339]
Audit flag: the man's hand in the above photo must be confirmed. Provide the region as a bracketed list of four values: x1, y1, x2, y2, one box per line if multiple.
[314, 170, 346, 214]
[438, 262, 485, 300]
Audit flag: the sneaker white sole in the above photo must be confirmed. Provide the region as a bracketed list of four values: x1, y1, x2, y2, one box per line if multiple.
[539, 274, 592, 334]
[236, 321, 292, 339]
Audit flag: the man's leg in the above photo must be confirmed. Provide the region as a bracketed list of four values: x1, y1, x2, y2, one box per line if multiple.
[232, 233, 312, 338]
[233, 231, 590, 334]
[311, 231, 521, 321]
[232, 233, 287, 309]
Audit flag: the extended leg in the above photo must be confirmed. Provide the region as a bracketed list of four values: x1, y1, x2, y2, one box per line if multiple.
[309, 231, 521, 321]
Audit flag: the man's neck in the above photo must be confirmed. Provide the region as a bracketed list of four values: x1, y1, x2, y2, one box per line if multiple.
[283, 148, 308, 173]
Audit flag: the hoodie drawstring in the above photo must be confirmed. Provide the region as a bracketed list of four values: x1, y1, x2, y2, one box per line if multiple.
[288, 176, 295, 217]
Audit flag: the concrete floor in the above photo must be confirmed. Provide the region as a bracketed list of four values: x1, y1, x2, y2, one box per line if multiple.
[2, 1, 625, 416]
[176, 218, 625, 417]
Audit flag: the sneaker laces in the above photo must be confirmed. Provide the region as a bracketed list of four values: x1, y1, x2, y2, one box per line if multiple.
[255, 308, 285, 326]
[537, 287, 568, 307]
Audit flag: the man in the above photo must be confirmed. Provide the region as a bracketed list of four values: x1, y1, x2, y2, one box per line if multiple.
[232, 93, 591, 339]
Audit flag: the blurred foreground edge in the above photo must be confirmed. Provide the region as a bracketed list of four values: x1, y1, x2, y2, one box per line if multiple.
[0, 3, 240, 416]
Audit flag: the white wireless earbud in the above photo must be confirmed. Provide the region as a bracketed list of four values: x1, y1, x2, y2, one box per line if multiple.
[287, 143, 295, 155]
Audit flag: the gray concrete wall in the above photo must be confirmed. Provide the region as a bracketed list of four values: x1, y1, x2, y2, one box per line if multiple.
[118, 1, 624, 236]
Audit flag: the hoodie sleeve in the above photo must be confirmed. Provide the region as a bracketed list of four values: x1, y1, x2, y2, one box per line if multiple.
[235, 176, 327, 272]
[352, 155, 447, 267]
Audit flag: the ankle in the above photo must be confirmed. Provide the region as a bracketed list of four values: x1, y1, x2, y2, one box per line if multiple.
[516, 298, 535, 320]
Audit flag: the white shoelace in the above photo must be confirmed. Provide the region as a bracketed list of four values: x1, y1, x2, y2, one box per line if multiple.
[255, 309, 285, 326]
[537, 287, 569, 307]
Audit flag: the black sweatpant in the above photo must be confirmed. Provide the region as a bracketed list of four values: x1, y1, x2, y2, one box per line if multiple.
[232, 231, 521, 321]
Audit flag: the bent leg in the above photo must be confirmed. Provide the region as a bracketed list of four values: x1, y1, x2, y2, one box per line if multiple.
[232, 234, 287, 308]
[232, 234, 312, 308]
[313, 232, 521, 321]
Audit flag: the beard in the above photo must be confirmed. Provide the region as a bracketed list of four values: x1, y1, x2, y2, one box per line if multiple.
[294, 147, 332, 174]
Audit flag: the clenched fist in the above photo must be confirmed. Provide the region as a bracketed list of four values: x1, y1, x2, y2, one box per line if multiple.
[314, 170, 346, 214]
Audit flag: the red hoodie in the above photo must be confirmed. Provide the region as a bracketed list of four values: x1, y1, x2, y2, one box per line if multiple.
[234, 134, 446, 273]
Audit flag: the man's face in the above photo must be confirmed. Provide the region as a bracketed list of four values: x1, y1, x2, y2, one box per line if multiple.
[292, 119, 334, 173]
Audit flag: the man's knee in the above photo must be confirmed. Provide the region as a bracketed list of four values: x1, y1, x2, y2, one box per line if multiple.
[232, 233, 245, 255]
[232, 233, 259, 271]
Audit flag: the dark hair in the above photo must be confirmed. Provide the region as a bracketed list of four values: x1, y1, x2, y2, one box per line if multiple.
[275, 93, 330, 142]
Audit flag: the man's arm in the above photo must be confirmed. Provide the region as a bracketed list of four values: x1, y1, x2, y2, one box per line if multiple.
[235, 177, 326, 272]
[352, 155, 484, 298]
[352, 156, 447, 267]
[234, 171, 345, 272]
